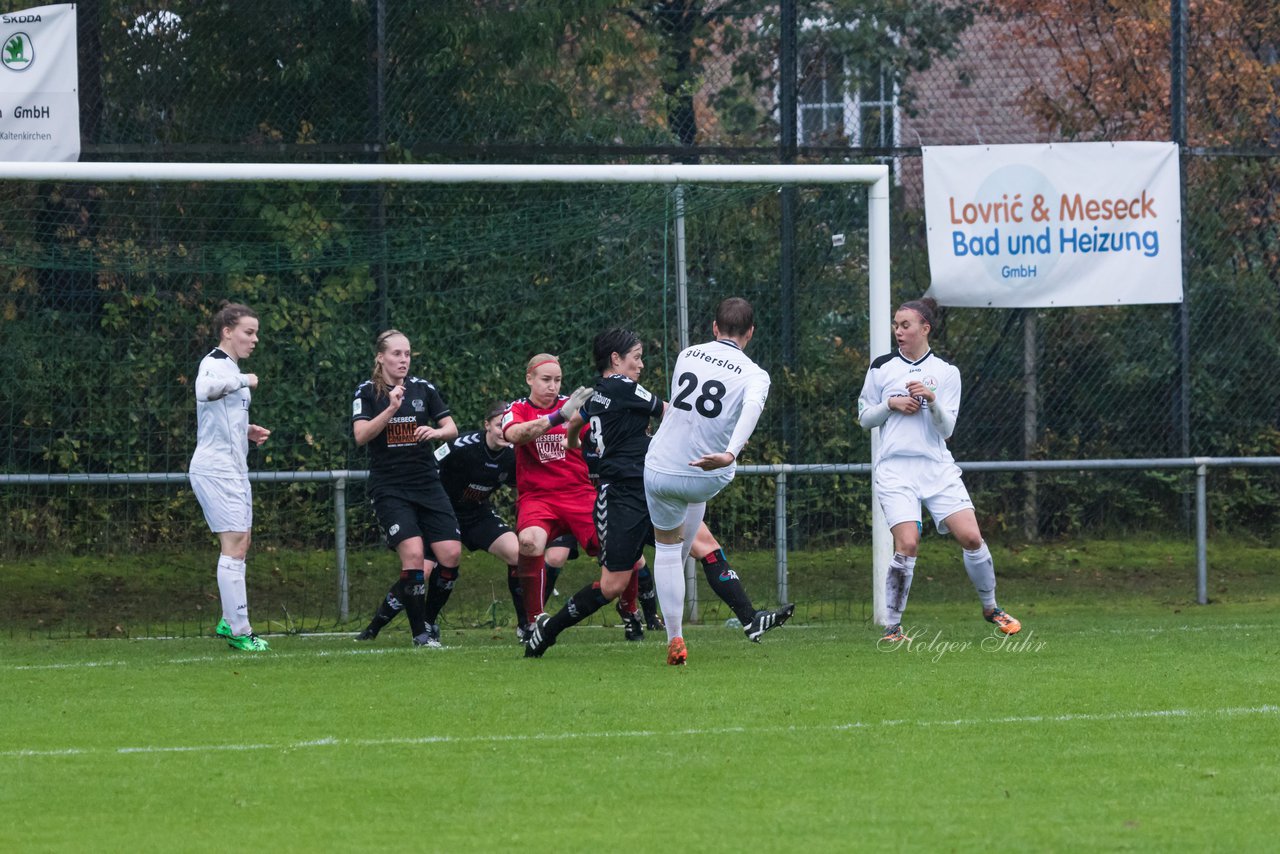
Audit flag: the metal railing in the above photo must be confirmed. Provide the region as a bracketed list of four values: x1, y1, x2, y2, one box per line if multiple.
[5, 456, 1279, 619]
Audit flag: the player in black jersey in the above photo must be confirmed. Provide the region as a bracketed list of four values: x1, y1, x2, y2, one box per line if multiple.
[350, 330, 462, 648]
[525, 328, 793, 659]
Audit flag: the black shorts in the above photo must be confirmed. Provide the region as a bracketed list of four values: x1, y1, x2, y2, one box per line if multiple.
[596, 479, 653, 572]
[371, 482, 461, 551]
[455, 505, 513, 553]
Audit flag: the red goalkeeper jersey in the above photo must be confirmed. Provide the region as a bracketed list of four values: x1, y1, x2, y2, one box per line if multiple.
[501, 396, 594, 500]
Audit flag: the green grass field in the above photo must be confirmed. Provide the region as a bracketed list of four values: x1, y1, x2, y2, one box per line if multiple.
[3, 597, 1277, 851]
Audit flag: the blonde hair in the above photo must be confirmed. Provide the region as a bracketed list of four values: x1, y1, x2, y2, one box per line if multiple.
[372, 329, 409, 399]
[525, 353, 559, 374]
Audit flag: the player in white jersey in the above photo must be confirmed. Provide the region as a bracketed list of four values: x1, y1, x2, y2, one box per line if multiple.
[857, 296, 1021, 643]
[644, 297, 792, 665]
[189, 303, 272, 652]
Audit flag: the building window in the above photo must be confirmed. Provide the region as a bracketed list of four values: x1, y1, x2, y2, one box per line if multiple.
[797, 40, 898, 154]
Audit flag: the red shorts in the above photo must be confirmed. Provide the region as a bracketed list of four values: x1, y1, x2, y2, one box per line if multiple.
[517, 492, 599, 556]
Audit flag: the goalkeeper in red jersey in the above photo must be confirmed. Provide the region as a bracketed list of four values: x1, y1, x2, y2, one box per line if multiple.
[501, 353, 597, 634]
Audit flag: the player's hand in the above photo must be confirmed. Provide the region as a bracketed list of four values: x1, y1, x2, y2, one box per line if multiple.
[689, 451, 735, 471]
[243, 373, 259, 390]
[905, 380, 934, 404]
[248, 424, 271, 446]
[413, 425, 434, 443]
[563, 385, 594, 415]
[388, 384, 405, 410]
[891, 394, 921, 415]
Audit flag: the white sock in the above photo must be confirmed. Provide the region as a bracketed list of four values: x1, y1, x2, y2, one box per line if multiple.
[963, 541, 997, 609]
[216, 555, 251, 635]
[885, 553, 916, 626]
[653, 541, 686, 642]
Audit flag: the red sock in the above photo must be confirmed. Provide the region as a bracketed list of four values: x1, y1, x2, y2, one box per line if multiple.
[618, 563, 641, 614]
[517, 553, 546, 621]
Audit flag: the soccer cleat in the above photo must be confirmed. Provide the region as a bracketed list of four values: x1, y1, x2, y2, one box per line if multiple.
[985, 607, 1022, 635]
[881, 624, 907, 643]
[413, 623, 443, 648]
[524, 614, 556, 658]
[215, 618, 233, 639]
[666, 637, 687, 666]
[516, 624, 532, 645]
[744, 603, 796, 642]
[226, 632, 269, 652]
[616, 602, 645, 642]
[354, 626, 379, 641]
[644, 612, 666, 632]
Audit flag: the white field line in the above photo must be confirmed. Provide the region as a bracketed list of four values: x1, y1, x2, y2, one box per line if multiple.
[5, 621, 1275, 672]
[4, 705, 1276, 760]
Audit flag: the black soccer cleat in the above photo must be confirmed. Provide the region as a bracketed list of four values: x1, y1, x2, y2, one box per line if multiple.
[616, 602, 645, 642]
[524, 614, 556, 658]
[744, 603, 795, 642]
[644, 612, 666, 632]
[354, 626, 379, 642]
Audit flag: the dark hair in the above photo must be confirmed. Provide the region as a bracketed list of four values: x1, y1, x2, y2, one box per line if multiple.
[211, 303, 257, 341]
[372, 329, 409, 399]
[898, 297, 939, 332]
[592, 327, 641, 374]
[715, 297, 754, 338]
[484, 400, 508, 423]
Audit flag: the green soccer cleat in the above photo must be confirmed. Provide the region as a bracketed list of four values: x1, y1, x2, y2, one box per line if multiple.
[215, 618, 233, 639]
[226, 632, 270, 652]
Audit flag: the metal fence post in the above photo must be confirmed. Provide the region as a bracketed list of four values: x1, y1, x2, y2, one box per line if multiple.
[335, 475, 349, 622]
[1195, 461, 1207, 605]
[775, 469, 788, 604]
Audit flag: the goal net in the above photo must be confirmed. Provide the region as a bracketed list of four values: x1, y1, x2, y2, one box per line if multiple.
[0, 163, 890, 637]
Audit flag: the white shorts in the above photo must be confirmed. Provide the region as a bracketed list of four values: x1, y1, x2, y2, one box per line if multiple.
[643, 468, 732, 531]
[190, 473, 253, 533]
[873, 456, 972, 535]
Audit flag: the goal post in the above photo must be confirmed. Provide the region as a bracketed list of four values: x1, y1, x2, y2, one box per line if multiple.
[0, 161, 893, 628]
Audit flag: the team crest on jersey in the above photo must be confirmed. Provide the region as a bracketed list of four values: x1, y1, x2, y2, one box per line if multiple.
[921, 375, 939, 392]
[412, 398, 424, 412]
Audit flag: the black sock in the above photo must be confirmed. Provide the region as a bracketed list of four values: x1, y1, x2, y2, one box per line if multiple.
[401, 569, 428, 636]
[701, 549, 756, 624]
[424, 566, 459, 624]
[543, 563, 562, 603]
[364, 579, 406, 635]
[547, 581, 610, 636]
[507, 566, 528, 627]
[637, 567, 659, 624]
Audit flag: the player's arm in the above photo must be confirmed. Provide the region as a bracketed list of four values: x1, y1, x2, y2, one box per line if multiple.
[857, 368, 891, 429]
[564, 410, 585, 449]
[196, 362, 253, 402]
[415, 414, 459, 444]
[691, 372, 770, 471]
[353, 385, 404, 447]
[504, 387, 593, 446]
[914, 371, 959, 439]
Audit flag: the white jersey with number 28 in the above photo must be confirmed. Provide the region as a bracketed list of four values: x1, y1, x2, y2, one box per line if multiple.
[645, 339, 771, 478]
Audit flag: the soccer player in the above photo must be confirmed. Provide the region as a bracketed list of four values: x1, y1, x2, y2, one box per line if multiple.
[351, 329, 462, 648]
[856, 296, 1021, 642]
[526, 327, 790, 659]
[502, 354, 596, 632]
[643, 298, 795, 665]
[190, 302, 272, 652]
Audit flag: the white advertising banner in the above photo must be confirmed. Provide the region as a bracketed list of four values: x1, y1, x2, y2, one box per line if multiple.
[0, 3, 78, 161]
[923, 142, 1182, 307]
